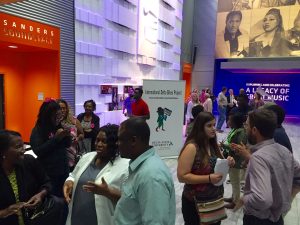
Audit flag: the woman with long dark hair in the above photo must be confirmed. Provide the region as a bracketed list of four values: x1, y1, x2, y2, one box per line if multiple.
[249, 92, 265, 109]
[57, 99, 84, 171]
[30, 99, 71, 197]
[63, 124, 129, 225]
[177, 112, 234, 225]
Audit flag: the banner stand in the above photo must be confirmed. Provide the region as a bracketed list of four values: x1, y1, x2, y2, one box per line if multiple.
[143, 80, 186, 157]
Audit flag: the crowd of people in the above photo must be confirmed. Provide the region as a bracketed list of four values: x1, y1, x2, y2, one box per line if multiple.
[0, 86, 298, 225]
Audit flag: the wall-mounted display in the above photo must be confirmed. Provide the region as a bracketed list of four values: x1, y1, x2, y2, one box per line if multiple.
[215, 1, 300, 58]
[100, 85, 113, 94]
[123, 86, 134, 94]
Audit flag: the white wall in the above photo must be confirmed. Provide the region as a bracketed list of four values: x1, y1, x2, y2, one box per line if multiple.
[192, 0, 218, 92]
[75, 0, 183, 115]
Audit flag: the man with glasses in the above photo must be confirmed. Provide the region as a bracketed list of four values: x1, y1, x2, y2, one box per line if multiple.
[232, 109, 300, 225]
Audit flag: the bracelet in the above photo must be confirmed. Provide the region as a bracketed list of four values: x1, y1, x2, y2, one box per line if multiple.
[208, 174, 211, 183]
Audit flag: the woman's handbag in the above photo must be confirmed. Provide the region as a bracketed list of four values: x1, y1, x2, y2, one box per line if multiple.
[194, 196, 227, 224]
[25, 195, 64, 225]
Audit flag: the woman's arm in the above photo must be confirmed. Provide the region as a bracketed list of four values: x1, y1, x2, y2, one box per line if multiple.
[30, 128, 59, 157]
[90, 114, 100, 137]
[93, 114, 100, 131]
[25, 189, 47, 208]
[30, 127, 71, 157]
[0, 203, 25, 218]
[207, 100, 213, 113]
[186, 102, 193, 122]
[75, 119, 84, 140]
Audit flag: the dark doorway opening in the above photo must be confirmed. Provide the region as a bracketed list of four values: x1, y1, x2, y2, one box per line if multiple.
[0, 75, 4, 129]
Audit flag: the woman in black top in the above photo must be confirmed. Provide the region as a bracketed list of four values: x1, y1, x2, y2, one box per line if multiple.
[30, 99, 71, 197]
[77, 100, 100, 152]
[0, 130, 56, 225]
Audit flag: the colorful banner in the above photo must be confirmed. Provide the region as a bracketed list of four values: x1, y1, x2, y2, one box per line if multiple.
[143, 80, 185, 157]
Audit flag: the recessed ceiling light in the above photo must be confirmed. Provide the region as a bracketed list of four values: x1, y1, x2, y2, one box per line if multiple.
[8, 45, 18, 48]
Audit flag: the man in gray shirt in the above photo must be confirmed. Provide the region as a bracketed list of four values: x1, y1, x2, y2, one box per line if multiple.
[216, 86, 228, 132]
[240, 109, 300, 225]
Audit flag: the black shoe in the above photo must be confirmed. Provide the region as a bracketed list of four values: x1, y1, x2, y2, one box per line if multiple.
[241, 186, 244, 193]
[224, 197, 233, 203]
[224, 202, 236, 209]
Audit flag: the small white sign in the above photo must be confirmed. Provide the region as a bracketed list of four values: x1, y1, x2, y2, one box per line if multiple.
[37, 92, 44, 101]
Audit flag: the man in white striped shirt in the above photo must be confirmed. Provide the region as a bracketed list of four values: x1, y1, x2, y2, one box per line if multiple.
[216, 86, 228, 132]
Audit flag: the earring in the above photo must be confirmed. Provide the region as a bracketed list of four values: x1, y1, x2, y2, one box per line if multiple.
[2, 155, 6, 159]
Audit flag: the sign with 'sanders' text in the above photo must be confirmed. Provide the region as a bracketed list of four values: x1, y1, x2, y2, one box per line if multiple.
[0, 12, 60, 50]
[143, 80, 185, 157]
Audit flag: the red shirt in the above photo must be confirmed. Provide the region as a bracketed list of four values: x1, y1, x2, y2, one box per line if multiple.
[131, 99, 150, 116]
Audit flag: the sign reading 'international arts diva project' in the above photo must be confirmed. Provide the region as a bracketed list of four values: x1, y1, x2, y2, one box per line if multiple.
[143, 80, 185, 157]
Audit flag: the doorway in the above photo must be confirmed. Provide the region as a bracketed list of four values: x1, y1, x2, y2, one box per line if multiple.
[0, 74, 4, 129]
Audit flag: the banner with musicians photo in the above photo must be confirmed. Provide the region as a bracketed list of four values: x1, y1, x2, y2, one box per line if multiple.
[143, 80, 185, 157]
[215, 1, 300, 58]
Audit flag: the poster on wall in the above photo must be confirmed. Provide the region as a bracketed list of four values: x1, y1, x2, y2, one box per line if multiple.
[215, 1, 300, 58]
[143, 80, 185, 157]
[108, 86, 119, 111]
[100, 85, 113, 94]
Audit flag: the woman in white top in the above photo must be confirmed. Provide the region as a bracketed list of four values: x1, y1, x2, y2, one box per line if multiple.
[63, 124, 129, 225]
[186, 92, 200, 124]
[203, 93, 213, 113]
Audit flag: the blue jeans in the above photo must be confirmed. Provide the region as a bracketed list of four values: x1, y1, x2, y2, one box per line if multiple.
[217, 105, 226, 130]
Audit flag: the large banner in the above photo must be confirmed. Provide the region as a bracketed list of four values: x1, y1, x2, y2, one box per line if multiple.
[215, 1, 300, 58]
[143, 80, 185, 157]
[214, 60, 300, 116]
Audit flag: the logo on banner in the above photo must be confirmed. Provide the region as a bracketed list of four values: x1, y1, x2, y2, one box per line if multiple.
[155, 107, 172, 132]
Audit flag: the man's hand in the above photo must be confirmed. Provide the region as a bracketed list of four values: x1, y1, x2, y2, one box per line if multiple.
[233, 197, 244, 212]
[83, 178, 110, 196]
[231, 143, 251, 161]
[227, 156, 235, 167]
[82, 178, 121, 203]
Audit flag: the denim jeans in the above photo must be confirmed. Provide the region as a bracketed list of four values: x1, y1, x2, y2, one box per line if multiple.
[217, 105, 226, 129]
